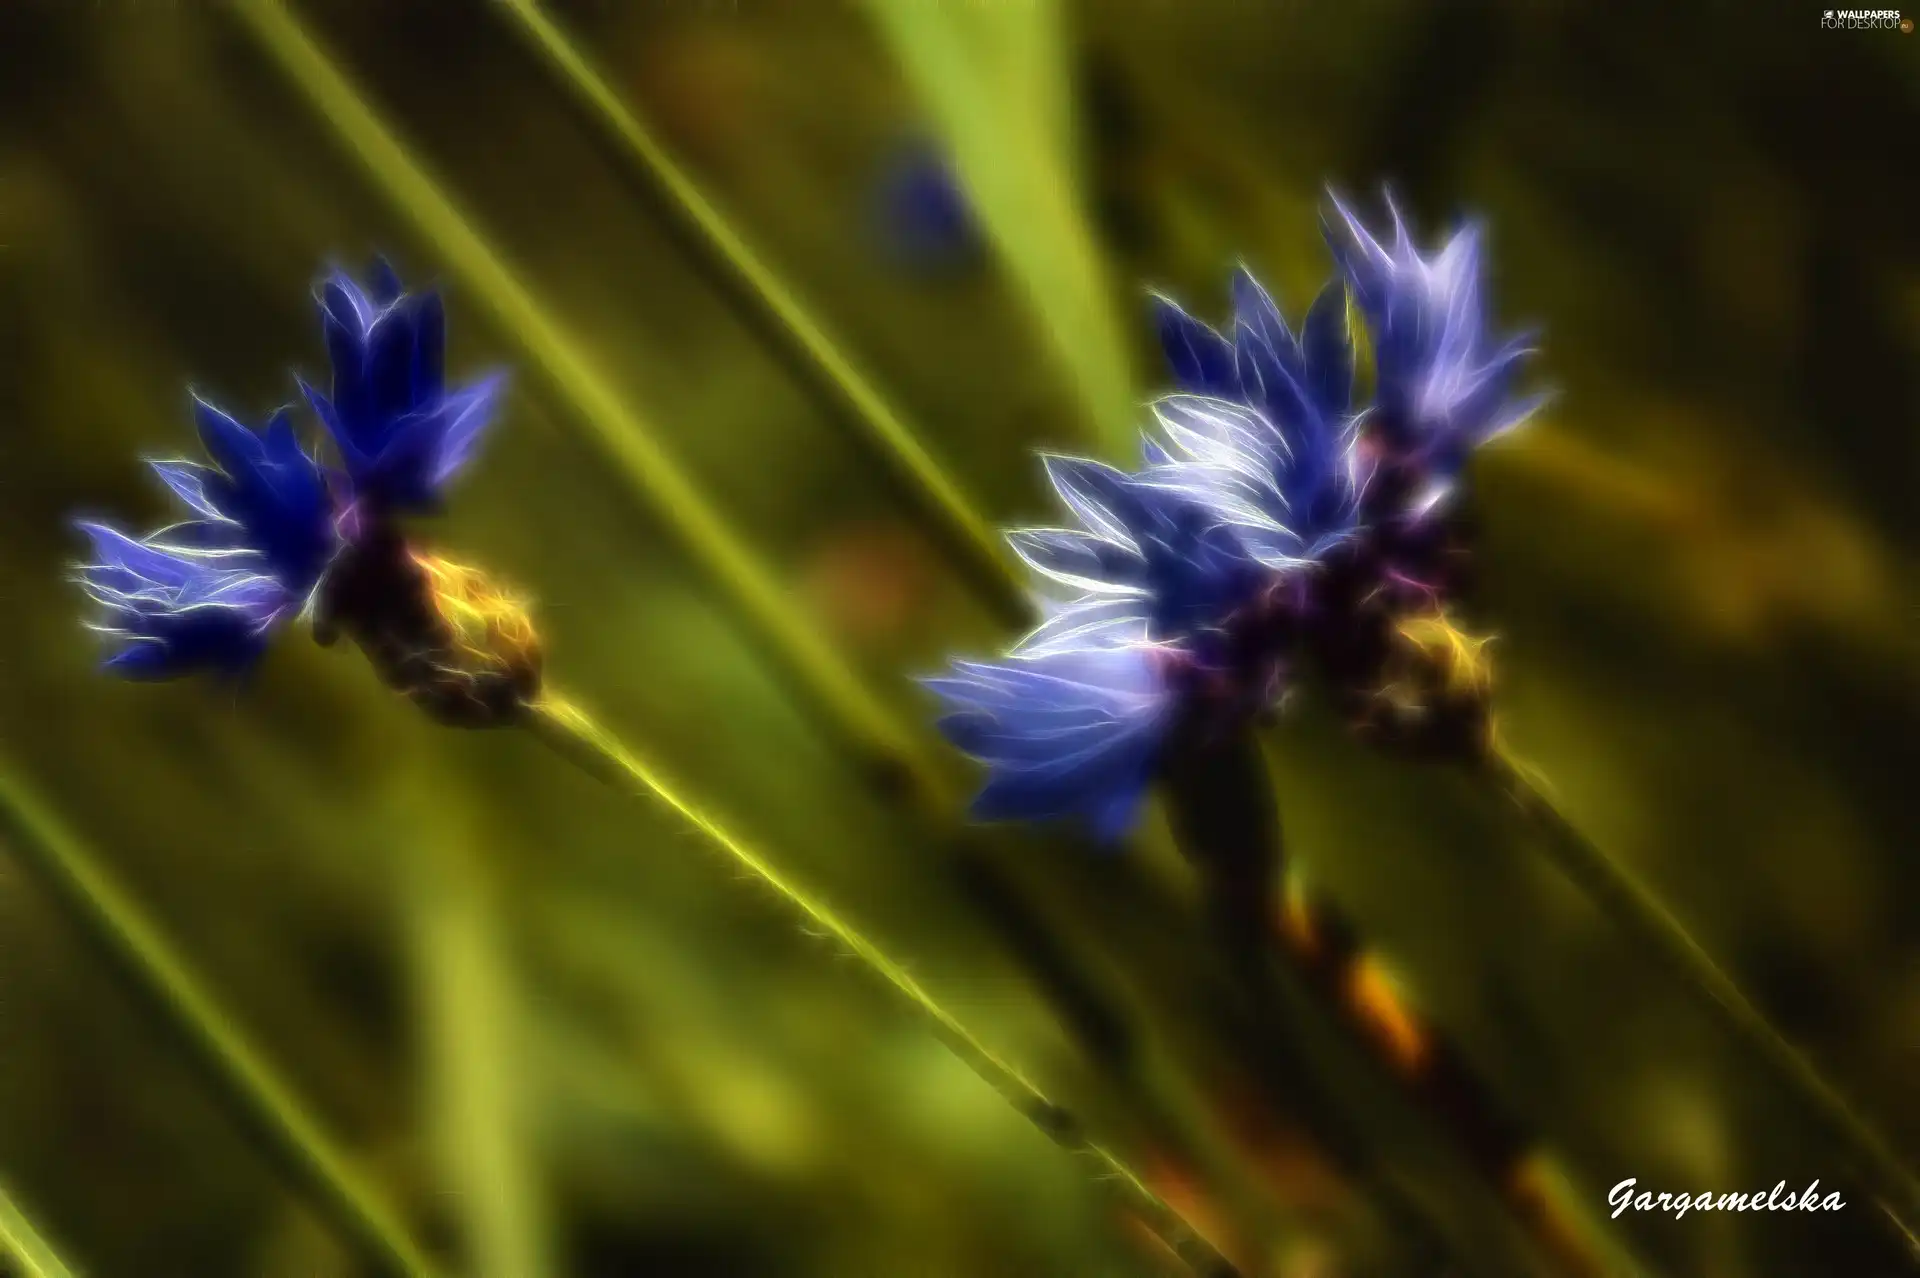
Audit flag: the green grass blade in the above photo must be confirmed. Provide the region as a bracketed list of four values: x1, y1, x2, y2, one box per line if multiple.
[1485, 744, 1920, 1247]
[0, 1179, 78, 1278]
[860, 0, 1140, 456]
[523, 693, 1240, 1278]
[409, 810, 557, 1278]
[489, 0, 1028, 629]
[0, 765, 442, 1278]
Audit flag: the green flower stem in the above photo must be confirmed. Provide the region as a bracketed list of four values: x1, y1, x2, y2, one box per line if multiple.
[229, 5, 1261, 1255]
[0, 1179, 78, 1278]
[1157, 726, 1536, 1278]
[524, 694, 1241, 1278]
[0, 766, 442, 1278]
[1482, 743, 1920, 1247]
[487, 0, 1029, 630]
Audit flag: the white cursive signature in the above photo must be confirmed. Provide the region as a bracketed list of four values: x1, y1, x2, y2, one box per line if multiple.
[1609, 1178, 1845, 1220]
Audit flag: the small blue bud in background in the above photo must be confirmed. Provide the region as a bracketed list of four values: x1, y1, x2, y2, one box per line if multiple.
[871, 137, 985, 278]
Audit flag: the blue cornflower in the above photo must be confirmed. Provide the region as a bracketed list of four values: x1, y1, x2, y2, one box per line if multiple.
[928, 446, 1329, 838]
[928, 271, 1390, 838]
[299, 261, 505, 515]
[1322, 190, 1550, 507]
[73, 397, 338, 679]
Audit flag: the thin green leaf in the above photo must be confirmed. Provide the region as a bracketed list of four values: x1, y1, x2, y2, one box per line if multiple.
[408, 801, 557, 1278]
[1485, 743, 1920, 1246]
[0, 1179, 79, 1278]
[0, 763, 442, 1278]
[524, 693, 1241, 1278]
[861, 0, 1140, 456]
[489, 0, 1029, 628]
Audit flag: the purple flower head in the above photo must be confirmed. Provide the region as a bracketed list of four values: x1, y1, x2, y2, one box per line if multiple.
[73, 397, 338, 679]
[1321, 189, 1551, 511]
[927, 447, 1324, 840]
[299, 260, 506, 515]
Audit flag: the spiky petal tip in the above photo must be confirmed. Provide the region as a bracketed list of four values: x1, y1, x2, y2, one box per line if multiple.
[1321, 188, 1551, 492]
[73, 398, 337, 679]
[1147, 268, 1364, 567]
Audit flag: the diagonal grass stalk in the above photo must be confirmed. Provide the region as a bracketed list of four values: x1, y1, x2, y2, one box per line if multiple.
[486, 0, 1028, 630]
[1482, 740, 1920, 1245]
[0, 764, 443, 1278]
[0, 1178, 78, 1278]
[523, 692, 1240, 1278]
[228, 6, 1271, 1256]
[859, 0, 1142, 457]
[408, 802, 557, 1278]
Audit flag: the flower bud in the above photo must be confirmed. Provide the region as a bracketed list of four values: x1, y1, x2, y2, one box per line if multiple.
[314, 527, 542, 728]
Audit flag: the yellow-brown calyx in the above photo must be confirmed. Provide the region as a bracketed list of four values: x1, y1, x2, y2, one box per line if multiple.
[1393, 609, 1495, 702]
[407, 550, 544, 727]
[1357, 609, 1498, 761]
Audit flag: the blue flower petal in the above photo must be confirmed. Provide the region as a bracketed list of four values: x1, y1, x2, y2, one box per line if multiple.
[1145, 270, 1364, 568]
[74, 519, 297, 681]
[1151, 293, 1237, 398]
[1026, 448, 1279, 640]
[1011, 596, 1153, 659]
[873, 140, 984, 274]
[410, 291, 448, 405]
[192, 395, 268, 476]
[1005, 528, 1146, 596]
[1230, 267, 1295, 367]
[368, 256, 406, 307]
[1040, 454, 1145, 545]
[73, 392, 335, 682]
[428, 372, 505, 487]
[1321, 187, 1547, 478]
[306, 264, 502, 512]
[926, 644, 1173, 840]
[147, 460, 225, 521]
[1299, 280, 1354, 421]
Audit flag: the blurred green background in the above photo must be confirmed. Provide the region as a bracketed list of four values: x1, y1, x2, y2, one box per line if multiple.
[0, 1, 1915, 1275]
